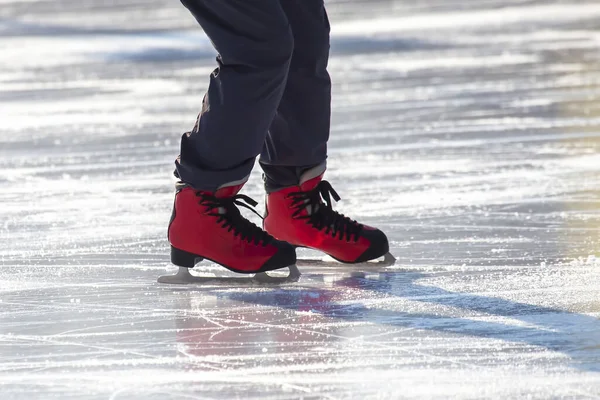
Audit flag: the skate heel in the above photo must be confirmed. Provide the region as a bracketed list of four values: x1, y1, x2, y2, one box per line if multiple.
[170, 246, 204, 268]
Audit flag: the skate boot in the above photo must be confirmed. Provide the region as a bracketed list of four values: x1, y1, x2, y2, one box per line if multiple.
[264, 168, 392, 264]
[161, 180, 299, 284]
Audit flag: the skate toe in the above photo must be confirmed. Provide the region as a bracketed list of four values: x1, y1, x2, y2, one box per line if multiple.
[260, 241, 297, 272]
[354, 229, 389, 263]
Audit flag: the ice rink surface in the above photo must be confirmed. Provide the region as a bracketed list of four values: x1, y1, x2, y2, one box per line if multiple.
[1, 0, 600, 398]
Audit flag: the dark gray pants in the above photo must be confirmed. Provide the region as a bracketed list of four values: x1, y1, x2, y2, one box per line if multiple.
[175, 0, 331, 192]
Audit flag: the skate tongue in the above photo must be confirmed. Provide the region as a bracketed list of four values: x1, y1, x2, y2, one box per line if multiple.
[299, 163, 326, 192]
[211, 180, 248, 214]
[300, 175, 323, 192]
[297, 167, 327, 216]
[214, 180, 246, 198]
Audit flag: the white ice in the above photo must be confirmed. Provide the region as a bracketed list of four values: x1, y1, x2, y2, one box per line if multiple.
[1, 0, 600, 399]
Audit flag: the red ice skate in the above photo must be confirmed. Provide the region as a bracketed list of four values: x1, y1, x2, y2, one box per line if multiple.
[162, 181, 299, 284]
[264, 168, 392, 264]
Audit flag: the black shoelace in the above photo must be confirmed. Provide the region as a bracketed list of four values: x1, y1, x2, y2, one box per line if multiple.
[287, 180, 363, 242]
[196, 192, 272, 246]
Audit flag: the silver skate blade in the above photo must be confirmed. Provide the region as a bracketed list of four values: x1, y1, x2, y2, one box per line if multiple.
[298, 252, 396, 267]
[157, 265, 301, 285]
[381, 252, 397, 265]
[253, 264, 301, 284]
[157, 267, 207, 284]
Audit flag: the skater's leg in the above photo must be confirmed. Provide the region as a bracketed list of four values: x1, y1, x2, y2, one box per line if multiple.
[259, 0, 331, 191]
[260, 1, 390, 264]
[164, 0, 298, 280]
[176, 0, 294, 191]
